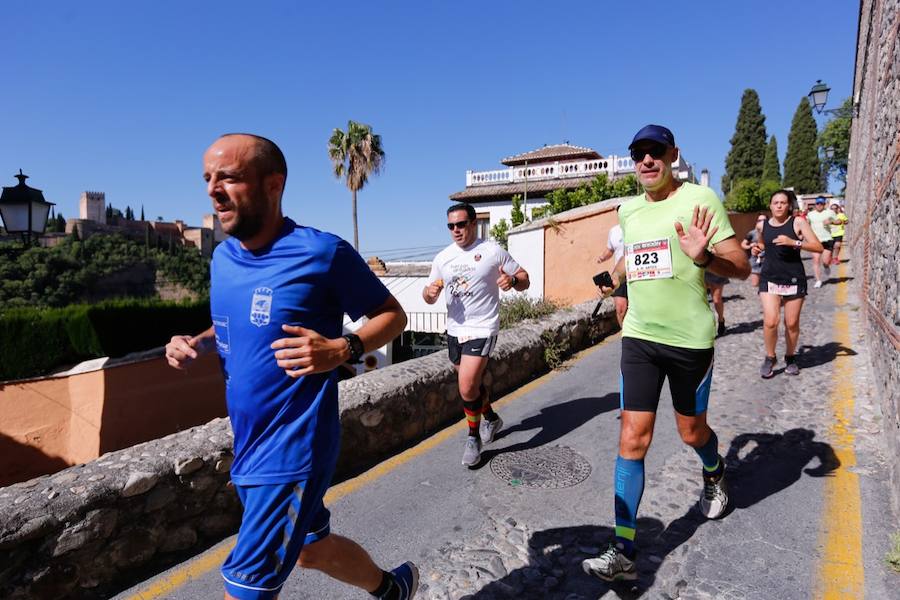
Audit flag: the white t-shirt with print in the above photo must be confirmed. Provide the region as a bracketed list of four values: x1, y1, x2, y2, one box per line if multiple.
[607, 224, 625, 264]
[429, 239, 521, 338]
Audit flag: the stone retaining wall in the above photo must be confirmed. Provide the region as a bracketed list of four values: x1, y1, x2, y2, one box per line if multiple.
[846, 0, 900, 515]
[0, 300, 616, 599]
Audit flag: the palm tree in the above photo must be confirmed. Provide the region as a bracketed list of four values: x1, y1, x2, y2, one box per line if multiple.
[328, 120, 385, 250]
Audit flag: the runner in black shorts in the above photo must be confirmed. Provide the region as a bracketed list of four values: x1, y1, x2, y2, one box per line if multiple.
[582, 125, 750, 583]
[424, 203, 530, 467]
[754, 190, 822, 378]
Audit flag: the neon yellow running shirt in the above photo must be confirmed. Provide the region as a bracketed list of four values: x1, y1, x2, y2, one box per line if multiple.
[831, 213, 847, 237]
[619, 182, 734, 349]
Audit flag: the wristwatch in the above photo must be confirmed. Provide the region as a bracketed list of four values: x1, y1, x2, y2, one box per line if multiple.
[693, 250, 714, 268]
[510, 274, 519, 288]
[342, 333, 364, 363]
[795, 239, 802, 249]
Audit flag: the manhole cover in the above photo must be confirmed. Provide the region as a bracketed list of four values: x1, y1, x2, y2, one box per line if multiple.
[490, 445, 592, 488]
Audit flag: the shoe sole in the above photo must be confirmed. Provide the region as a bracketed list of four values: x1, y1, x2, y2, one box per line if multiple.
[406, 562, 419, 599]
[581, 561, 638, 582]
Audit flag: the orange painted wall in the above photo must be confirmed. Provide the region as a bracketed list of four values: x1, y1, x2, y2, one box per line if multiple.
[543, 207, 620, 305]
[0, 352, 226, 487]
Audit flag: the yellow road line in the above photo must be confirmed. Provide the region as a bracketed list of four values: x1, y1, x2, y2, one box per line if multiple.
[816, 263, 865, 598]
[125, 335, 614, 599]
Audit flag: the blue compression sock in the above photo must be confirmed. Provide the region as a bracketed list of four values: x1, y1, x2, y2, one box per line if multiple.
[694, 430, 721, 472]
[614, 455, 644, 558]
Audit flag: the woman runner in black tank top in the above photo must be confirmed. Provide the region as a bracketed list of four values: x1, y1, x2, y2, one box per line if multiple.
[753, 190, 824, 379]
[759, 216, 806, 295]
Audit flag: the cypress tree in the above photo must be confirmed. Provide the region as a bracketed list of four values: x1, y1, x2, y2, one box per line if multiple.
[783, 98, 821, 193]
[140, 205, 145, 221]
[761, 136, 782, 183]
[722, 89, 768, 193]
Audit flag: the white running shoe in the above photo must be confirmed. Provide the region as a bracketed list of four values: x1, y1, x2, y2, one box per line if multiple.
[582, 543, 637, 582]
[813, 280, 823, 289]
[479, 416, 503, 444]
[700, 465, 729, 519]
[461, 436, 482, 467]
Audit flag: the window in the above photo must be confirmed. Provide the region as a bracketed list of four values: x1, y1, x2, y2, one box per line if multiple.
[476, 213, 490, 240]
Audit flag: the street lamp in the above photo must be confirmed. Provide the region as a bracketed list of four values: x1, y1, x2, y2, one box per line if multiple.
[824, 146, 836, 159]
[0, 170, 55, 246]
[808, 80, 831, 113]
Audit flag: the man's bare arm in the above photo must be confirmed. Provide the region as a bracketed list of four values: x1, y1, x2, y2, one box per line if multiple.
[707, 237, 751, 279]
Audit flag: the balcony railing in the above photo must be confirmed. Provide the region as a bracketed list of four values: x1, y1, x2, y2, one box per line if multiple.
[466, 155, 635, 187]
[406, 311, 448, 334]
[464, 155, 693, 187]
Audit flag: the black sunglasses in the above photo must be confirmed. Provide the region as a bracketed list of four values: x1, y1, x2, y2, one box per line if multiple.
[447, 219, 469, 230]
[630, 143, 668, 163]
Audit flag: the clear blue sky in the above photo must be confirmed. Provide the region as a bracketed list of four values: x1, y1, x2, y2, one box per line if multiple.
[2, 1, 858, 259]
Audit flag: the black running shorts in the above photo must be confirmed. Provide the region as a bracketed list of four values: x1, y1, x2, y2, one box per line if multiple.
[612, 282, 628, 299]
[448, 335, 497, 366]
[620, 337, 714, 416]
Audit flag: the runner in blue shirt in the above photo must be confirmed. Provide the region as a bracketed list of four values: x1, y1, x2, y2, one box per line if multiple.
[165, 133, 418, 600]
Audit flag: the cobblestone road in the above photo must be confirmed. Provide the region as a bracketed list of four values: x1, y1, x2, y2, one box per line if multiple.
[414, 263, 896, 600]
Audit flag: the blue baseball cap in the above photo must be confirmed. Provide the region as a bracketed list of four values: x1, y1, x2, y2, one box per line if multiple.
[815, 197, 827, 204]
[629, 124, 675, 149]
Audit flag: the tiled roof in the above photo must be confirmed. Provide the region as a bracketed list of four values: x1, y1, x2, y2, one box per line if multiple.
[500, 144, 601, 166]
[449, 175, 599, 202]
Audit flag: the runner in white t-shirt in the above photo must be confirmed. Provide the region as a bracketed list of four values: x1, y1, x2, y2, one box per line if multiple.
[423, 203, 530, 467]
[597, 221, 628, 326]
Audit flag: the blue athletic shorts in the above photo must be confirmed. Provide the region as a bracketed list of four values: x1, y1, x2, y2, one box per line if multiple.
[221, 467, 334, 599]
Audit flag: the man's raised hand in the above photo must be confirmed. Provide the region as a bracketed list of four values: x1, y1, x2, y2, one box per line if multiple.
[674, 205, 719, 263]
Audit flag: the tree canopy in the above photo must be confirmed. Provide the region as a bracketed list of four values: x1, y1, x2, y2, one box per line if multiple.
[783, 97, 822, 194]
[818, 97, 852, 193]
[762, 135, 782, 183]
[532, 173, 638, 219]
[328, 121, 385, 250]
[722, 89, 768, 193]
[0, 234, 209, 309]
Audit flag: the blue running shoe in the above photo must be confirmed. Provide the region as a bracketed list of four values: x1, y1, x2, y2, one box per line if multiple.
[386, 561, 419, 599]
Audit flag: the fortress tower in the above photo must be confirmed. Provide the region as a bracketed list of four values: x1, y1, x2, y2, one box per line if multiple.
[79, 191, 106, 224]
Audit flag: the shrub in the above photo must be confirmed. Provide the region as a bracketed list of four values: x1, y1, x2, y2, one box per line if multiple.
[0, 298, 211, 381]
[499, 296, 559, 330]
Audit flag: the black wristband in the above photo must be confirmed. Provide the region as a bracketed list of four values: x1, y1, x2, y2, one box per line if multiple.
[693, 250, 714, 268]
[342, 333, 364, 363]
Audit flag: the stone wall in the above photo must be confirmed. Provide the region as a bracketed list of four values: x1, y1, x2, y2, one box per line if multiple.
[845, 0, 900, 514]
[0, 300, 616, 599]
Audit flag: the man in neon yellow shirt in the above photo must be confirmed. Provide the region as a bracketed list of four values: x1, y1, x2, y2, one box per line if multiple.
[830, 202, 848, 265]
[582, 125, 750, 583]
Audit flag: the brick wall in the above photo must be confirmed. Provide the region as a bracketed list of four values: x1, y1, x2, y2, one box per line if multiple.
[846, 0, 900, 514]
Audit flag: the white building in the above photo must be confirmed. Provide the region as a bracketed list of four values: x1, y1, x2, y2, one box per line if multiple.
[448, 142, 696, 236]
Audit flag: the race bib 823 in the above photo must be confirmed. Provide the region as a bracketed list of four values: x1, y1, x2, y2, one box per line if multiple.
[625, 238, 674, 281]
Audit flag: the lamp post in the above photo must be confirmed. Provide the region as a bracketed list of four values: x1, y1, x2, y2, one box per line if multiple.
[808, 80, 844, 116]
[824, 146, 835, 159]
[0, 170, 55, 246]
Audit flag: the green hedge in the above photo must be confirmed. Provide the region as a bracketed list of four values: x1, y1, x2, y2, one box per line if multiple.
[0, 299, 211, 382]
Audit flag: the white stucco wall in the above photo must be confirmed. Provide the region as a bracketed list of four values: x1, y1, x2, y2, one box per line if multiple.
[474, 199, 550, 235]
[508, 227, 544, 300]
